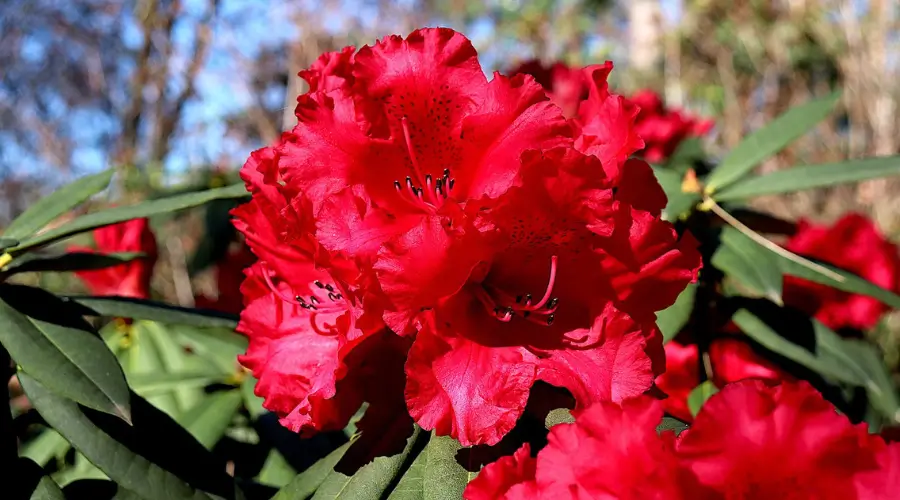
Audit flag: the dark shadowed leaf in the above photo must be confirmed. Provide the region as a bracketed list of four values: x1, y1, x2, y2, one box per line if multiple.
[20, 374, 239, 500]
[387, 450, 426, 500]
[712, 227, 783, 304]
[4, 169, 114, 240]
[20, 428, 69, 467]
[61, 295, 239, 329]
[62, 480, 143, 500]
[658, 283, 697, 343]
[7, 182, 248, 254]
[1, 251, 145, 275]
[273, 438, 357, 500]
[310, 427, 424, 500]
[0, 285, 131, 421]
[14, 457, 65, 500]
[705, 91, 841, 193]
[687, 381, 719, 417]
[181, 390, 243, 449]
[714, 155, 900, 201]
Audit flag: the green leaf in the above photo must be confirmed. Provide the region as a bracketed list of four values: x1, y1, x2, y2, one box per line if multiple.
[175, 326, 247, 374]
[387, 450, 426, 500]
[423, 433, 478, 500]
[20, 429, 70, 467]
[544, 408, 575, 429]
[20, 373, 237, 500]
[4, 169, 114, 240]
[62, 295, 239, 329]
[180, 390, 243, 449]
[1, 251, 146, 275]
[711, 227, 783, 304]
[0, 286, 131, 421]
[658, 283, 696, 343]
[665, 137, 706, 167]
[774, 250, 900, 310]
[656, 416, 689, 436]
[138, 321, 216, 411]
[687, 381, 719, 417]
[30, 475, 65, 500]
[311, 427, 423, 500]
[258, 449, 297, 488]
[15, 457, 66, 500]
[126, 371, 221, 396]
[120, 322, 181, 418]
[62, 480, 143, 500]
[713, 155, 900, 201]
[0, 237, 20, 250]
[651, 166, 699, 221]
[7, 182, 248, 254]
[273, 438, 357, 500]
[241, 376, 266, 419]
[705, 91, 841, 193]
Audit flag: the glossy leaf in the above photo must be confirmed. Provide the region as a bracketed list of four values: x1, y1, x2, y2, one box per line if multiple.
[258, 450, 297, 488]
[711, 227, 783, 304]
[687, 381, 719, 417]
[651, 166, 699, 221]
[180, 390, 243, 449]
[21, 373, 240, 499]
[1, 251, 145, 275]
[658, 283, 697, 343]
[423, 433, 478, 500]
[62, 295, 239, 329]
[733, 308, 900, 421]
[4, 169, 114, 240]
[7, 182, 248, 254]
[714, 155, 900, 201]
[0, 287, 131, 421]
[310, 428, 423, 500]
[705, 91, 841, 193]
[273, 438, 357, 500]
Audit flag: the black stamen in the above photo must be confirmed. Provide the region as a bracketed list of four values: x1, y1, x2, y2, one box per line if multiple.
[425, 174, 432, 184]
[523, 311, 531, 318]
[328, 292, 340, 301]
[324, 284, 335, 292]
[295, 296, 306, 304]
[406, 176, 413, 187]
[524, 293, 532, 304]
[443, 168, 450, 177]
[449, 179, 455, 190]
[394, 180, 402, 190]
[435, 179, 443, 190]
[547, 298, 559, 309]
[546, 314, 555, 326]
[516, 295, 523, 304]
[309, 296, 320, 304]
[314, 280, 325, 289]
[493, 307, 500, 315]
[504, 306, 514, 316]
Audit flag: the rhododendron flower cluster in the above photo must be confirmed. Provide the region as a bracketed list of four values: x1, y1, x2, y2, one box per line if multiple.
[465, 380, 899, 499]
[69, 218, 157, 299]
[508, 59, 712, 162]
[233, 28, 701, 447]
[784, 213, 900, 333]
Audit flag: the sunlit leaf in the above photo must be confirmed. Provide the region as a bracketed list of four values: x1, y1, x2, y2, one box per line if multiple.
[273, 438, 357, 500]
[422, 433, 479, 500]
[62, 295, 239, 329]
[658, 283, 697, 343]
[258, 449, 296, 488]
[1, 251, 145, 275]
[687, 381, 719, 417]
[712, 227, 783, 304]
[180, 390, 243, 449]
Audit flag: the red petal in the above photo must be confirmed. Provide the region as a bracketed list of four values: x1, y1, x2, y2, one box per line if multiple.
[655, 340, 700, 422]
[709, 337, 789, 386]
[463, 444, 537, 500]
[70, 218, 157, 299]
[404, 325, 538, 446]
[856, 442, 900, 498]
[299, 46, 356, 93]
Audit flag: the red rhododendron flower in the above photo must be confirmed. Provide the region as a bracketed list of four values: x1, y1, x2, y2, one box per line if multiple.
[628, 89, 714, 163]
[464, 396, 688, 499]
[857, 442, 900, 498]
[195, 245, 256, 314]
[676, 380, 884, 499]
[784, 213, 900, 332]
[68, 218, 157, 299]
[656, 337, 788, 422]
[506, 60, 587, 118]
[234, 27, 701, 447]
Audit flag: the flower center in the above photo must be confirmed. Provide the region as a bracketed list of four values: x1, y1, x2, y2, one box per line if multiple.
[393, 117, 456, 213]
[475, 255, 559, 326]
[259, 265, 348, 335]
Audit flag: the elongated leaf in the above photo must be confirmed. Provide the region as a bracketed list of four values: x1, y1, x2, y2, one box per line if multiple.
[0, 286, 130, 421]
[20, 374, 238, 500]
[4, 169, 114, 240]
[714, 155, 900, 201]
[387, 450, 426, 500]
[0, 237, 20, 250]
[14, 457, 66, 500]
[62, 480, 143, 500]
[273, 438, 357, 500]
[258, 450, 297, 488]
[126, 372, 221, 396]
[311, 427, 423, 500]
[139, 321, 215, 411]
[840, 341, 900, 423]
[665, 137, 706, 167]
[705, 91, 841, 193]
[423, 434, 478, 500]
[241, 376, 266, 419]
[658, 283, 696, 343]
[712, 227, 783, 304]
[181, 390, 243, 449]
[2, 252, 145, 275]
[62, 295, 239, 329]
[20, 429, 70, 467]
[687, 381, 719, 417]
[176, 326, 247, 374]
[774, 250, 900, 310]
[120, 321, 181, 419]
[8, 182, 248, 254]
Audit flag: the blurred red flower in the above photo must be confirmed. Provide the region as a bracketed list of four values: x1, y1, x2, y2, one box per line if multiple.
[784, 213, 900, 332]
[467, 380, 892, 499]
[195, 245, 255, 314]
[234, 27, 700, 447]
[68, 218, 157, 299]
[628, 89, 713, 163]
